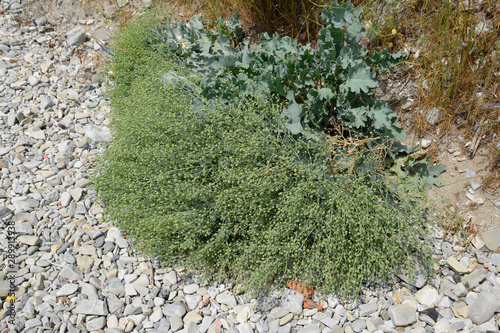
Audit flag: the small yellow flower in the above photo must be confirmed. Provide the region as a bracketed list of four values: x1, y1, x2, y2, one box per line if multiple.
[392, 29, 397, 35]
[6, 295, 16, 303]
[82, 1, 87, 5]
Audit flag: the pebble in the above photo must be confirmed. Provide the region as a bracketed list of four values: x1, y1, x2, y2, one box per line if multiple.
[56, 283, 79, 296]
[420, 138, 431, 149]
[388, 304, 417, 326]
[480, 228, 500, 251]
[1, 1, 500, 333]
[75, 300, 108, 316]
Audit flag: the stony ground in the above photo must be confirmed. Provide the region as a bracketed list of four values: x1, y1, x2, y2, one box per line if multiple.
[1, 0, 500, 332]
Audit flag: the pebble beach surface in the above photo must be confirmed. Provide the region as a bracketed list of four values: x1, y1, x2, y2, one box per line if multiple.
[1, 1, 500, 332]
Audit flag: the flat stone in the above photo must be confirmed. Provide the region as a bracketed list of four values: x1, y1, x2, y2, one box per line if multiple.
[64, 251, 76, 264]
[61, 192, 72, 207]
[80, 283, 99, 300]
[133, 274, 150, 287]
[388, 304, 417, 327]
[283, 289, 304, 315]
[467, 290, 500, 325]
[491, 253, 500, 266]
[415, 285, 439, 307]
[42, 188, 59, 202]
[352, 319, 366, 332]
[318, 317, 336, 329]
[156, 318, 171, 331]
[24, 318, 42, 331]
[108, 281, 125, 297]
[76, 255, 94, 274]
[447, 256, 471, 274]
[86, 317, 106, 331]
[68, 187, 83, 202]
[114, 236, 128, 248]
[453, 283, 468, 297]
[237, 323, 253, 333]
[466, 291, 479, 305]
[125, 283, 137, 296]
[117, 317, 128, 330]
[199, 316, 214, 333]
[78, 244, 96, 256]
[462, 268, 486, 289]
[183, 310, 202, 326]
[162, 302, 186, 317]
[185, 294, 202, 310]
[33, 273, 45, 290]
[128, 314, 146, 325]
[471, 235, 485, 249]
[40, 96, 55, 109]
[11, 79, 27, 88]
[256, 295, 281, 312]
[17, 221, 34, 235]
[28, 75, 39, 86]
[279, 313, 293, 325]
[187, 321, 199, 333]
[184, 283, 199, 294]
[216, 291, 237, 308]
[59, 265, 84, 281]
[107, 315, 119, 328]
[399, 265, 428, 289]
[270, 306, 290, 319]
[107, 294, 125, 315]
[480, 228, 500, 251]
[0, 206, 13, 218]
[452, 306, 470, 319]
[150, 308, 163, 322]
[449, 318, 466, 331]
[162, 271, 177, 285]
[359, 303, 378, 317]
[67, 26, 87, 46]
[0, 281, 10, 298]
[76, 178, 93, 188]
[28, 130, 45, 140]
[56, 283, 79, 296]
[170, 314, 184, 331]
[268, 319, 279, 332]
[133, 283, 149, 297]
[74, 300, 108, 315]
[18, 235, 40, 246]
[40, 61, 54, 73]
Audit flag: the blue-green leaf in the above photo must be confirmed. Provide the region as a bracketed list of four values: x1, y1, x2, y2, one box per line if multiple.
[282, 91, 304, 134]
[344, 106, 368, 128]
[318, 88, 334, 101]
[340, 63, 378, 94]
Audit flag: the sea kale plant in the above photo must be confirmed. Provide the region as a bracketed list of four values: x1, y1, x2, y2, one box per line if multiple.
[147, 0, 445, 184]
[96, 1, 441, 298]
[149, 1, 406, 140]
